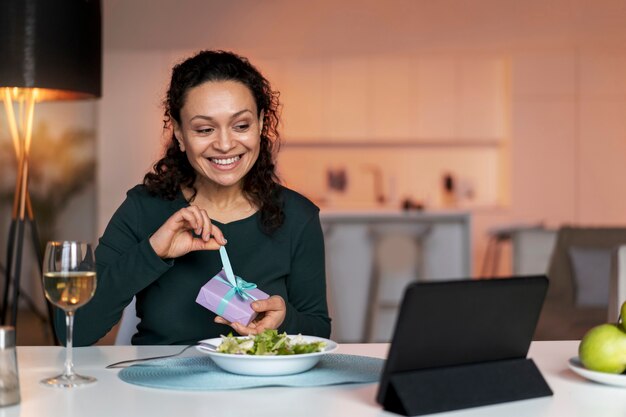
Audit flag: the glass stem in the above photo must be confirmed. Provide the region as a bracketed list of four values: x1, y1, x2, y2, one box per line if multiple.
[64, 311, 75, 377]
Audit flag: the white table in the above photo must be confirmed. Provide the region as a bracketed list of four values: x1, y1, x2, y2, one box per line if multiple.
[3, 341, 625, 417]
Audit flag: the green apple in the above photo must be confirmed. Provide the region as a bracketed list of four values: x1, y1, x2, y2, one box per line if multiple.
[620, 301, 626, 331]
[579, 323, 626, 373]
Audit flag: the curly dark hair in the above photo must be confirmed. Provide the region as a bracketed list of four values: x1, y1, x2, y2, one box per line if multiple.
[143, 50, 284, 233]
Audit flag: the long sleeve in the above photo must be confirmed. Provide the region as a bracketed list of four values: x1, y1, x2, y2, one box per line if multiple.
[55, 185, 332, 345]
[55, 192, 172, 346]
[278, 213, 331, 338]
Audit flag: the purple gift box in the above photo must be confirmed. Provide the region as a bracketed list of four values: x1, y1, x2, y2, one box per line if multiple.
[196, 269, 269, 326]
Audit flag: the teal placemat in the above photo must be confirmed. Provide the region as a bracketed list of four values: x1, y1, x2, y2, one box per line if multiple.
[118, 354, 383, 391]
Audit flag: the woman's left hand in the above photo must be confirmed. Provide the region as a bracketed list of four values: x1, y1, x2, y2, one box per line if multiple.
[214, 295, 286, 335]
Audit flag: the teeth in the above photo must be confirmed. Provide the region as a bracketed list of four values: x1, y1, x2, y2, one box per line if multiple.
[211, 156, 240, 165]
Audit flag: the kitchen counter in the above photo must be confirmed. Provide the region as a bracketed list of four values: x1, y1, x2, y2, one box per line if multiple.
[320, 208, 471, 221]
[320, 209, 471, 343]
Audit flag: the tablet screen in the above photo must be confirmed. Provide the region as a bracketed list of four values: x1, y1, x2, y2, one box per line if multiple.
[376, 275, 548, 404]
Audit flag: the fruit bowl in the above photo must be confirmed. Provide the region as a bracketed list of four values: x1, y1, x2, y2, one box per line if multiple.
[568, 357, 626, 387]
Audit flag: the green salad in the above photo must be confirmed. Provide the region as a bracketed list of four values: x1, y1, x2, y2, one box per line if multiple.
[216, 329, 326, 355]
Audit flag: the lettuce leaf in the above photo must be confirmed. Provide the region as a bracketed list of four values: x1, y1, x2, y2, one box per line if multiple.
[216, 329, 326, 355]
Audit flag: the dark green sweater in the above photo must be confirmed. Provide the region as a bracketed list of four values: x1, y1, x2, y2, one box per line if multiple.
[56, 185, 331, 345]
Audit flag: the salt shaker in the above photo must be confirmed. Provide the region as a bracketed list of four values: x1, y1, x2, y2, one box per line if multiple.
[0, 327, 20, 407]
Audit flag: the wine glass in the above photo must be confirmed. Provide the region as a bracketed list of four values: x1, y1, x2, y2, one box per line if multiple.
[41, 241, 97, 387]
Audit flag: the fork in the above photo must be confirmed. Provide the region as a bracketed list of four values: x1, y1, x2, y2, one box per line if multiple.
[106, 342, 218, 369]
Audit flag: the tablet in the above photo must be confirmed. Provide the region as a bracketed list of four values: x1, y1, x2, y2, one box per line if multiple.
[376, 275, 548, 404]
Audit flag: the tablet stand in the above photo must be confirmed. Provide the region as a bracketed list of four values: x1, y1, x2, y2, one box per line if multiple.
[380, 357, 553, 416]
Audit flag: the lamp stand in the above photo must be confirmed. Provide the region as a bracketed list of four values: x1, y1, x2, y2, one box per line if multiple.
[0, 88, 56, 343]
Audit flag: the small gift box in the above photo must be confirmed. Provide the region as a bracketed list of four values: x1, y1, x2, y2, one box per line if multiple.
[196, 246, 269, 326]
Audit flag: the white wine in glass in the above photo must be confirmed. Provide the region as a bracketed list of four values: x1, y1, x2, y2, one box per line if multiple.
[42, 241, 97, 388]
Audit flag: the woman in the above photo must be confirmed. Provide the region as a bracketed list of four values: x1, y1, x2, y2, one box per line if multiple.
[57, 50, 331, 345]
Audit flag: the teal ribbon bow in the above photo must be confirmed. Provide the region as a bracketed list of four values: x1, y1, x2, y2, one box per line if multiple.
[215, 274, 259, 316]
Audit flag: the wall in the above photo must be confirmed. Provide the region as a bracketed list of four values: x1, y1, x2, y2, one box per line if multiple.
[97, 51, 172, 232]
[508, 45, 626, 227]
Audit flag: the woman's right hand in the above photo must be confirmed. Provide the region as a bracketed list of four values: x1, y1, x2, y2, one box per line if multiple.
[149, 206, 226, 259]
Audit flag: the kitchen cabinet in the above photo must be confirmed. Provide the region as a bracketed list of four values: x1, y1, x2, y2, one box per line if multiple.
[321, 210, 471, 342]
[266, 55, 507, 144]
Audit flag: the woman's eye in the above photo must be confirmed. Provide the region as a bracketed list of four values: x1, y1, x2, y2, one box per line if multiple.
[195, 127, 214, 134]
[234, 124, 249, 131]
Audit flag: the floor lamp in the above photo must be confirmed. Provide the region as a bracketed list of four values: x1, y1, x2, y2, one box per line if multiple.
[0, 0, 101, 339]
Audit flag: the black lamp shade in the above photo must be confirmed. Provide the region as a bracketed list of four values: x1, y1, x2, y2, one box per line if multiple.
[0, 0, 102, 101]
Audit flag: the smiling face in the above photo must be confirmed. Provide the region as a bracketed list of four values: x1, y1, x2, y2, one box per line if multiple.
[174, 80, 263, 191]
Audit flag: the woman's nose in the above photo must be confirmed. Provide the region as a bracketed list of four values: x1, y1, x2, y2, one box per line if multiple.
[214, 130, 235, 152]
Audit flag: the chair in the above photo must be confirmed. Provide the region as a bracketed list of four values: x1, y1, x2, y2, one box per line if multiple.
[114, 296, 140, 345]
[535, 226, 626, 340]
[511, 228, 557, 276]
[608, 245, 626, 323]
[363, 223, 431, 342]
[480, 223, 547, 278]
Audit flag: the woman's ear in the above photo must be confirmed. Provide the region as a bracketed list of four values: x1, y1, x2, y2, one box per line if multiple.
[258, 110, 265, 135]
[173, 122, 185, 151]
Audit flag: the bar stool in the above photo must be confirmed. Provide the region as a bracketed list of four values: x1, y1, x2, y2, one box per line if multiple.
[363, 223, 431, 343]
[480, 223, 544, 278]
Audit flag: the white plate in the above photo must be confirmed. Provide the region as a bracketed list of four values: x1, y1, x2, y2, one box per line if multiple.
[568, 357, 626, 387]
[196, 335, 338, 376]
